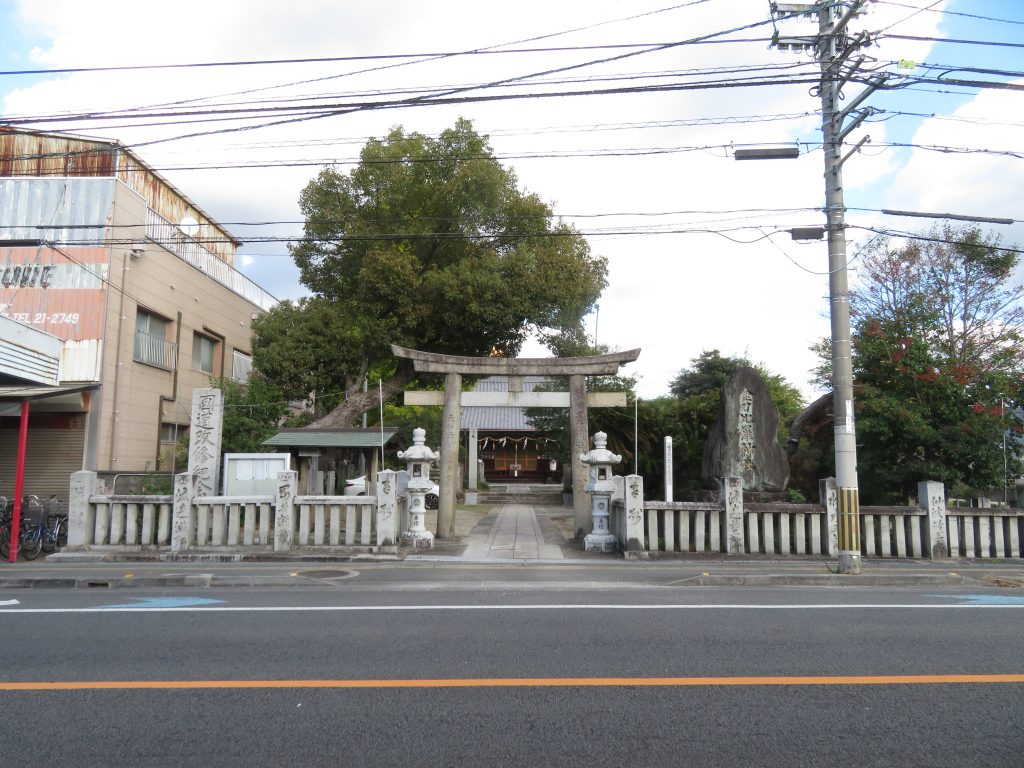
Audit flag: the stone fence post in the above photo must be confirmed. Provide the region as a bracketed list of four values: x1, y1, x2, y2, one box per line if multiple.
[376, 469, 399, 547]
[623, 474, 645, 552]
[68, 470, 97, 547]
[722, 476, 744, 554]
[170, 472, 198, 552]
[820, 477, 838, 556]
[274, 470, 297, 552]
[919, 480, 947, 559]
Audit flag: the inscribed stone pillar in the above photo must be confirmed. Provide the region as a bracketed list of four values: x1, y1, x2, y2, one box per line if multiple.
[919, 480, 947, 559]
[274, 470, 297, 552]
[187, 388, 223, 497]
[467, 426, 479, 490]
[376, 469, 399, 547]
[722, 476, 744, 554]
[664, 436, 674, 502]
[464, 426, 479, 505]
[623, 474, 645, 552]
[820, 477, 838, 556]
[170, 472, 197, 552]
[569, 374, 590, 537]
[438, 371, 462, 539]
[68, 470, 97, 547]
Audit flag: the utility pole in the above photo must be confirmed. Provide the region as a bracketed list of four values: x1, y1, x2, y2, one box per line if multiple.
[773, 1, 881, 573]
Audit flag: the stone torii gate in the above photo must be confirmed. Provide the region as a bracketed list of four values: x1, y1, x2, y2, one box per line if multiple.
[392, 345, 641, 539]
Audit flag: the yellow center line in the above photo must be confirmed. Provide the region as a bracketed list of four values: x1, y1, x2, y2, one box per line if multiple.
[2, 674, 1023, 691]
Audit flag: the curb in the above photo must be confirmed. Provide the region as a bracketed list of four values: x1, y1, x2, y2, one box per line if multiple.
[683, 574, 976, 587]
[0, 575, 336, 590]
[0, 571, 990, 590]
[43, 552, 401, 564]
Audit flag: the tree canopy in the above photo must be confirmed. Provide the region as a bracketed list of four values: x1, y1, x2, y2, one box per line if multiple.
[798, 226, 1023, 502]
[254, 119, 607, 425]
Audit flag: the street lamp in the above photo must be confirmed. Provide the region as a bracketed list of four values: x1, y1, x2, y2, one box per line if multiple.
[733, 146, 801, 160]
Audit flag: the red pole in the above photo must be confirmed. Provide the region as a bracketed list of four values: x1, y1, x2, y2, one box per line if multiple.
[8, 400, 29, 563]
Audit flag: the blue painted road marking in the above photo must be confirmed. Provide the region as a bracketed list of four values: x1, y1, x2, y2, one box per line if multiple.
[99, 597, 225, 609]
[928, 595, 1024, 605]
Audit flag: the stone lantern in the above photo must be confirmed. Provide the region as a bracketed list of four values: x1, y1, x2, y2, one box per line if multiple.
[399, 427, 439, 548]
[580, 431, 621, 552]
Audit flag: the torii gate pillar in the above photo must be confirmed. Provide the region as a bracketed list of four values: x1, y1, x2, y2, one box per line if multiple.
[568, 374, 589, 537]
[392, 345, 641, 540]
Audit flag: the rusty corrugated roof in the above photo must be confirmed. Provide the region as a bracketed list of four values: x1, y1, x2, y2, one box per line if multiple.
[0, 126, 241, 249]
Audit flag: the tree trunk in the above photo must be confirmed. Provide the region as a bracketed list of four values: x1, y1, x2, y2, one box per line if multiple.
[309, 370, 416, 428]
[785, 392, 832, 457]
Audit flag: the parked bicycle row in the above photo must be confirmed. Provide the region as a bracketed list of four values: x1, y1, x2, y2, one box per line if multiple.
[0, 495, 68, 560]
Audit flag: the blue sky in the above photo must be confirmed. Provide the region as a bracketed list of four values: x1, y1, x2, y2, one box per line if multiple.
[1, 0, 1021, 398]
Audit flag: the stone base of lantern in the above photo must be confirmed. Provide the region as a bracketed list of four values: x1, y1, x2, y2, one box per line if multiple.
[584, 531, 618, 553]
[401, 530, 435, 548]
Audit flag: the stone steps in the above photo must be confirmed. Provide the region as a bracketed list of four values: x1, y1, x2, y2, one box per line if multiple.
[474, 492, 567, 507]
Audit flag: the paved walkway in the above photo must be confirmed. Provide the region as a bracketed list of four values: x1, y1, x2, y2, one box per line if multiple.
[461, 504, 565, 561]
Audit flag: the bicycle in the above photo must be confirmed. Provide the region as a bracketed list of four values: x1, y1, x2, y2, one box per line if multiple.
[39, 497, 67, 554]
[18, 499, 69, 561]
[0, 496, 64, 560]
[20, 497, 48, 560]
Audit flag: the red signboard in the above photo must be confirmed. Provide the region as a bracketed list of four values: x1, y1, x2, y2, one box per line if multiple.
[0, 246, 108, 340]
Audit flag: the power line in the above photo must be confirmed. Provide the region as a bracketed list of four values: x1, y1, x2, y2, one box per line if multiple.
[13, 132, 1024, 175]
[872, 1, 1024, 27]
[2, 60, 818, 125]
[116, 1, 719, 118]
[880, 33, 1024, 49]
[125, 13, 787, 149]
[0, 41, 750, 78]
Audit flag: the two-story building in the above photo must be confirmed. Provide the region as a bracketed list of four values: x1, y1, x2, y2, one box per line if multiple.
[0, 127, 277, 498]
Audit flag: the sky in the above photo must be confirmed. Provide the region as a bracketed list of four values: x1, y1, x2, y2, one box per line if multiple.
[1, 0, 1021, 402]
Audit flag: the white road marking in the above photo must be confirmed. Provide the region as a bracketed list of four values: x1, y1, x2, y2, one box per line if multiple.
[1, 603, 1024, 614]
[0, 599, 20, 606]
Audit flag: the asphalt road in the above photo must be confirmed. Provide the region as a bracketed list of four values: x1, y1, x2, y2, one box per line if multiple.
[1, 574, 1022, 767]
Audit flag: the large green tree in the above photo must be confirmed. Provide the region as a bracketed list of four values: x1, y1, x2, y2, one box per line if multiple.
[796, 226, 1023, 502]
[214, 376, 294, 454]
[255, 118, 606, 425]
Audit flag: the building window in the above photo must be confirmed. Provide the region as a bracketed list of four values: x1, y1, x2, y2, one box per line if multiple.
[192, 332, 218, 375]
[159, 422, 187, 473]
[232, 350, 252, 382]
[134, 309, 176, 370]
[160, 422, 187, 445]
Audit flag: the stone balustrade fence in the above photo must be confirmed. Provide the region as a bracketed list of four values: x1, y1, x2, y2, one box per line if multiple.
[67, 469, 408, 556]
[612, 475, 1024, 561]
[65, 468, 1024, 561]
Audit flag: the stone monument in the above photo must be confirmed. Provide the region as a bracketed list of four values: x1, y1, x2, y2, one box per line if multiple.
[187, 387, 223, 497]
[701, 367, 789, 492]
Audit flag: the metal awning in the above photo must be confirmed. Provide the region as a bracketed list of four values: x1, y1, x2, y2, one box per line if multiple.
[0, 382, 97, 402]
[263, 428, 399, 449]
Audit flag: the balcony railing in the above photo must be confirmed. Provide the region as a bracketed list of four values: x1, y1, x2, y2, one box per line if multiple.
[145, 209, 278, 312]
[134, 331, 177, 370]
